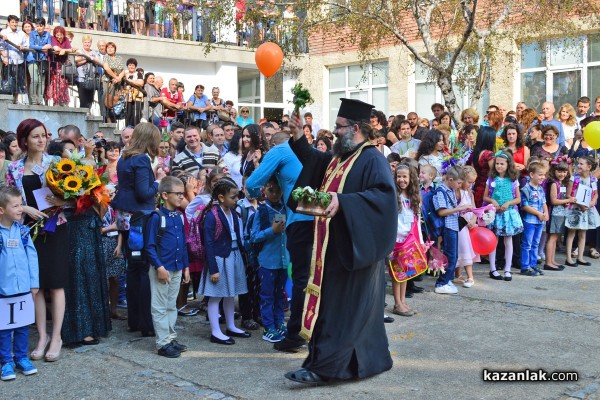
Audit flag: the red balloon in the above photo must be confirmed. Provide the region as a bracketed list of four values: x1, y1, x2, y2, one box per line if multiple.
[469, 227, 497, 256]
[255, 42, 284, 78]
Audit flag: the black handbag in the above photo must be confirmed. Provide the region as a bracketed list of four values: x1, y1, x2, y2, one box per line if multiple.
[38, 60, 49, 75]
[0, 78, 14, 94]
[62, 62, 77, 85]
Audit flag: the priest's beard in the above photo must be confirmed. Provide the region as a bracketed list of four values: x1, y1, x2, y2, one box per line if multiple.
[333, 130, 356, 157]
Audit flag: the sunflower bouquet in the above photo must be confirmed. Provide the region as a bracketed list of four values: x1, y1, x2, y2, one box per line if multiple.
[45, 151, 110, 215]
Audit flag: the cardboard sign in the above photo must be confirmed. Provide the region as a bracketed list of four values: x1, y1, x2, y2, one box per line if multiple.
[575, 184, 592, 207]
[0, 293, 35, 330]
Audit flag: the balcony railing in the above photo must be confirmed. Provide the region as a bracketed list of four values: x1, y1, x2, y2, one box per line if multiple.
[17, 1, 307, 52]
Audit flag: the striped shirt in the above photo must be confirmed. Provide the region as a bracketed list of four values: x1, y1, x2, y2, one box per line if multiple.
[171, 144, 225, 173]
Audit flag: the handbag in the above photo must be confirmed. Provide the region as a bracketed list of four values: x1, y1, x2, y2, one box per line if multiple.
[218, 110, 231, 122]
[80, 62, 96, 90]
[38, 60, 49, 75]
[0, 77, 14, 95]
[388, 216, 428, 283]
[62, 62, 77, 85]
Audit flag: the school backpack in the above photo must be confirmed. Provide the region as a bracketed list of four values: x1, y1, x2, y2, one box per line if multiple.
[127, 210, 185, 263]
[421, 187, 455, 240]
[0, 223, 30, 251]
[243, 203, 271, 266]
[187, 204, 223, 262]
[153, 209, 185, 259]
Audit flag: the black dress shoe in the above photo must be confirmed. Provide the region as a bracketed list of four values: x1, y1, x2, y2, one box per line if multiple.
[170, 339, 188, 352]
[407, 285, 424, 293]
[284, 368, 329, 385]
[158, 343, 181, 358]
[141, 330, 156, 337]
[225, 329, 251, 338]
[80, 338, 99, 346]
[384, 315, 394, 323]
[577, 259, 591, 266]
[564, 260, 578, 267]
[210, 335, 235, 345]
[543, 264, 565, 271]
[405, 292, 414, 298]
[489, 271, 503, 280]
[274, 337, 306, 352]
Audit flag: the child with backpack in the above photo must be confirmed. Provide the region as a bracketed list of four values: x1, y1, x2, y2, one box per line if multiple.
[0, 186, 39, 381]
[390, 163, 423, 316]
[544, 158, 574, 271]
[565, 156, 600, 267]
[519, 161, 550, 276]
[483, 151, 524, 281]
[250, 177, 289, 342]
[433, 166, 469, 294]
[236, 177, 261, 331]
[198, 177, 250, 345]
[145, 177, 190, 358]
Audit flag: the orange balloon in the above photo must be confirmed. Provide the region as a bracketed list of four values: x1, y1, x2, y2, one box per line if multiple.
[255, 42, 284, 78]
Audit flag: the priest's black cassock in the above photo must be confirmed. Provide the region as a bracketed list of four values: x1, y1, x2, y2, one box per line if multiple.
[289, 135, 398, 380]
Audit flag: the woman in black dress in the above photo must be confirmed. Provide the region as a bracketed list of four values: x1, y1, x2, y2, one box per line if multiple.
[6, 119, 66, 362]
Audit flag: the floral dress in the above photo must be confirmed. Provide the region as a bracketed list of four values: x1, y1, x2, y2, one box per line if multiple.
[565, 174, 600, 230]
[46, 36, 71, 106]
[486, 176, 524, 236]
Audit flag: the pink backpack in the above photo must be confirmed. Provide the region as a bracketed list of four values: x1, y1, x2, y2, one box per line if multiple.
[187, 205, 223, 261]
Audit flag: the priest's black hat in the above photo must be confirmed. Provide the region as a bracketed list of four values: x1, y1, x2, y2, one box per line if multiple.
[337, 98, 375, 122]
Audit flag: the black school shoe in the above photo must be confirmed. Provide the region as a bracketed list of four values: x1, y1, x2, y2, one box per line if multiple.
[170, 339, 187, 352]
[158, 343, 181, 358]
[274, 336, 306, 352]
[577, 259, 592, 266]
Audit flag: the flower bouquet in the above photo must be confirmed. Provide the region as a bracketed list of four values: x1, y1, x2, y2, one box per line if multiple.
[292, 186, 331, 217]
[45, 150, 110, 216]
[440, 147, 470, 175]
[291, 83, 314, 115]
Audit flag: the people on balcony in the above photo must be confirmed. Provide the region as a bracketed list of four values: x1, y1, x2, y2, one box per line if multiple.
[1, 15, 29, 104]
[27, 17, 51, 106]
[75, 34, 102, 113]
[102, 41, 125, 123]
[47, 25, 75, 107]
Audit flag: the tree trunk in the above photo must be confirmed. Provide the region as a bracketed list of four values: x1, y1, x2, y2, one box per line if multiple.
[437, 72, 461, 126]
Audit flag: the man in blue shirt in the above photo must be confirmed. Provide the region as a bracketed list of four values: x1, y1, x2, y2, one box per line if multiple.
[27, 18, 51, 105]
[145, 177, 190, 358]
[540, 102, 566, 146]
[246, 132, 314, 352]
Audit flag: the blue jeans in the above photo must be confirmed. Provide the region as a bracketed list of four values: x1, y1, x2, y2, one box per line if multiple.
[436, 227, 458, 287]
[259, 267, 287, 330]
[0, 326, 29, 363]
[521, 221, 544, 270]
[35, 0, 54, 24]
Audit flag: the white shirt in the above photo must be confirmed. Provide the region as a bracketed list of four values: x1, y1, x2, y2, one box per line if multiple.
[0, 28, 27, 64]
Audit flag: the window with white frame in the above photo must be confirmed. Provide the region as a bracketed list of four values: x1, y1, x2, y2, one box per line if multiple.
[328, 62, 388, 128]
[413, 59, 490, 120]
[238, 69, 285, 122]
[519, 35, 600, 111]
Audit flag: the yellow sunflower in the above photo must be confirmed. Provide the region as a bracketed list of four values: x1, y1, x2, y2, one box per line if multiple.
[84, 178, 102, 195]
[56, 159, 76, 174]
[63, 176, 83, 193]
[77, 165, 94, 181]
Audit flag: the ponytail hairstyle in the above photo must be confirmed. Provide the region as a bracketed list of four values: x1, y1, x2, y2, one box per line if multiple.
[199, 176, 238, 229]
[579, 155, 598, 171]
[394, 162, 421, 215]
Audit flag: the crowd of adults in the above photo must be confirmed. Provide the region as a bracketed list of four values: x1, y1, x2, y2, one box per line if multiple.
[17, 0, 302, 46]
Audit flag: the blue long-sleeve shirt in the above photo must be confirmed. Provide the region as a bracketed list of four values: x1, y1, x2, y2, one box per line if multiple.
[250, 201, 289, 269]
[27, 30, 52, 63]
[245, 142, 313, 227]
[0, 222, 39, 296]
[144, 207, 189, 271]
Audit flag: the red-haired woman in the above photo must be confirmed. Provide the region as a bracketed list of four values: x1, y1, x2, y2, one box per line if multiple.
[5, 119, 66, 362]
[47, 26, 74, 106]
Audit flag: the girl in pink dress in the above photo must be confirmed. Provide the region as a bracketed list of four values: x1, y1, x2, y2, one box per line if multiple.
[455, 166, 479, 287]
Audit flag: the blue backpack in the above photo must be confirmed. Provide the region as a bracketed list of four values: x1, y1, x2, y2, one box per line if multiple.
[421, 187, 455, 240]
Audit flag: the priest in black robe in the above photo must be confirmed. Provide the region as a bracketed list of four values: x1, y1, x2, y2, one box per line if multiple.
[284, 99, 398, 384]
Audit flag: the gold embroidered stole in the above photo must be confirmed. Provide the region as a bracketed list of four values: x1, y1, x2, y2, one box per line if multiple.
[300, 142, 371, 340]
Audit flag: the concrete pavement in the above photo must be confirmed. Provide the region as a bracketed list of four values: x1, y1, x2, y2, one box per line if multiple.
[3, 259, 600, 400]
